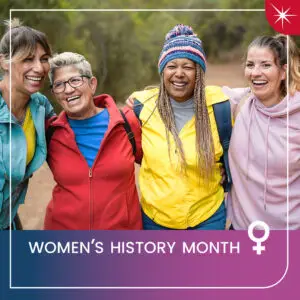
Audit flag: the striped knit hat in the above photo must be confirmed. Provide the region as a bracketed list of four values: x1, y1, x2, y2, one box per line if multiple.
[158, 24, 206, 74]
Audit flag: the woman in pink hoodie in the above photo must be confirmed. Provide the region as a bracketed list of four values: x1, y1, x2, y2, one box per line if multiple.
[224, 35, 300, 229]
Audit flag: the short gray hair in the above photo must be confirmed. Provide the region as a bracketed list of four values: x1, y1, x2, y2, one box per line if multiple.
[49, 52, 93, 83]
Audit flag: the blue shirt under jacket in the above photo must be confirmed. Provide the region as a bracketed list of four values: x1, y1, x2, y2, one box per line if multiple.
[68, 109, 109, 168]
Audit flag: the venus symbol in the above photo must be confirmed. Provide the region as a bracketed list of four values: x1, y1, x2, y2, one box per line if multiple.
[248, 220, 270, 255]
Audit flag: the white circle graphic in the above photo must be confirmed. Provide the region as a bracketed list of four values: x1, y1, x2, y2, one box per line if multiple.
[248, 220, 270, 243]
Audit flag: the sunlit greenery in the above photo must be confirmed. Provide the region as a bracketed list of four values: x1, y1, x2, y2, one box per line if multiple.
[1, 0, 290, 111]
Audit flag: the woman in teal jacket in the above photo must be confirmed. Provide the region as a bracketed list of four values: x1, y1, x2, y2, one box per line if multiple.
[0, 19, 54, 230]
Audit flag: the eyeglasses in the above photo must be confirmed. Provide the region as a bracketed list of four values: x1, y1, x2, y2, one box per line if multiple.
[51, 75, 91, 94]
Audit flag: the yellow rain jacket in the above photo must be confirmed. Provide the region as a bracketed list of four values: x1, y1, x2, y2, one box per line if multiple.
[131, 86, 228, 229]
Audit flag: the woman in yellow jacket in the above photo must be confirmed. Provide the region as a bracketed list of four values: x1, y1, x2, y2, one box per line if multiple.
[130, 25, 229, 230]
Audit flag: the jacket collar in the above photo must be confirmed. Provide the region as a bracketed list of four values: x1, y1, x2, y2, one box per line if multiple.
[0, 96, 11, 123]
[0, 91, 48, 124]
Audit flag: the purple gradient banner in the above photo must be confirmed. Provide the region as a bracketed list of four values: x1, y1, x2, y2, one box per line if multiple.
[1, 230, 299, 299]
[2, 230, 288, 285]
[9, 231, 287, 288]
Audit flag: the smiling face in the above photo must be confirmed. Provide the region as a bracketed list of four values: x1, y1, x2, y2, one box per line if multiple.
[10, 43, 50, 96]
[163, 58, 196, 102]
[245, 46, 286, 106]
[52, 65, 98, 119]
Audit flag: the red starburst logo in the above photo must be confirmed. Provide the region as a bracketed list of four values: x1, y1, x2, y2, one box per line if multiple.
[265, 0, 300, 35]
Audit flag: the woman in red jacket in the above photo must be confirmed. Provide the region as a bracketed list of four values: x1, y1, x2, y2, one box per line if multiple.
[44, 52, 142, 230]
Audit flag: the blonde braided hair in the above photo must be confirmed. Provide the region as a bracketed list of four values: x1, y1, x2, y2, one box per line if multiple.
[157, 64, 214, 178]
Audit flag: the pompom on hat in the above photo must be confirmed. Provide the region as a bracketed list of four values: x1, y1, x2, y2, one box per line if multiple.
[158, 24, 206, 74]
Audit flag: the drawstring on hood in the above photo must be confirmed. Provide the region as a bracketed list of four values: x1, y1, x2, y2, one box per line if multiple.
[244, 97, 272, 211]
[254, 93, 300, 211]
[223, 87, 300, 213]
[225, 88, 300, 229]
[263, 116, 270, 210]
[245, 98, 254, 181]
[246, 94, 299, 211]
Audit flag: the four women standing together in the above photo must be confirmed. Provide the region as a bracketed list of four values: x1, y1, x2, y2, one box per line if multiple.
[1, 20, 299, 230]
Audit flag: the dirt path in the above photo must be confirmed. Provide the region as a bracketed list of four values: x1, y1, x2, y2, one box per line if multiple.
[18, 63, 247, 229]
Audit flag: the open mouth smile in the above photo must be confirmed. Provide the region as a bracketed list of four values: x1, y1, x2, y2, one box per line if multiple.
[252, 80, 268, 87]
[66, 95, 80, 103]
[25, 76, 43, 82]
[172, 81, 187, 88]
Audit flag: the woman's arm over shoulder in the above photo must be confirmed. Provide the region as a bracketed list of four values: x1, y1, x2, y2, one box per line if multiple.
[222, 86, 251, 119]
[43, 95, 56, 119]
[34, 93, 56, 119]
[222, 87, 251, 105]
[124, 95, 144, 120]
[121, 107, 143, 164]
[125, 87, 159, 110]
[45, 115, 57, 131]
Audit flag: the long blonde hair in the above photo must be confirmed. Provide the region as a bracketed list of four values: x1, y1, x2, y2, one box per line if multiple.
[288, 37, 300, 94]
[157, 64, 214, 178]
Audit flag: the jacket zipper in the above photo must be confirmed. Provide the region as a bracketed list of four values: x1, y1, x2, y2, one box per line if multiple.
[87, 119, 123, 230]
[53, 117, 123, 230]
[89, 168, 93, 230]
[51, 123, 94, 229]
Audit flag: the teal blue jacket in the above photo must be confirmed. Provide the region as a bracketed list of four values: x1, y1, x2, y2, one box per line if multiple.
[0, 92, 55, 229]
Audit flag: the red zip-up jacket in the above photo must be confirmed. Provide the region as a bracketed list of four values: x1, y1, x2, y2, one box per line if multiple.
[44, 94, 142, 230]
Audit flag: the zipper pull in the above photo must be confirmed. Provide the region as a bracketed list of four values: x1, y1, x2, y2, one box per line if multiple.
[89, 169, 92, 178]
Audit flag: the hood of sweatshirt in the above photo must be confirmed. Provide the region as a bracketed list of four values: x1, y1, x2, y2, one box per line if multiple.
[224, 87, 300, 215]
[254, 91, 300, 118]
[222, 86, 300, 117]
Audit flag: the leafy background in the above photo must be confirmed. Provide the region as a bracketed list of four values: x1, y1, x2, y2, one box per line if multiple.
[1, 0, 286, 111]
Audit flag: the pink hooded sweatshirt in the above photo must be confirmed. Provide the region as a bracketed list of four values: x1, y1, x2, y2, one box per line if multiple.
[223, 87, 300, 229]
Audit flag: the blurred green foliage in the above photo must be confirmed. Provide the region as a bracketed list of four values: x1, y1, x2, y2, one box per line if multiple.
[2, 0, 297, 111]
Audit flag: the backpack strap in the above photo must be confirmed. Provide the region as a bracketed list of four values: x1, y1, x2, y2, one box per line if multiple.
[119, 109, 136, 156]
[46, 126, 56, 147]
[45, 116, 58, 147]
[213, 100, 232, 192]
[133, 99, 143, 125]
[46, 112, 138, 159]
[45, 126, 57, 164]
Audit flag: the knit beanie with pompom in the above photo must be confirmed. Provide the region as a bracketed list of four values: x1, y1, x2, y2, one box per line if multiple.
[158, 24, 206, 74]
